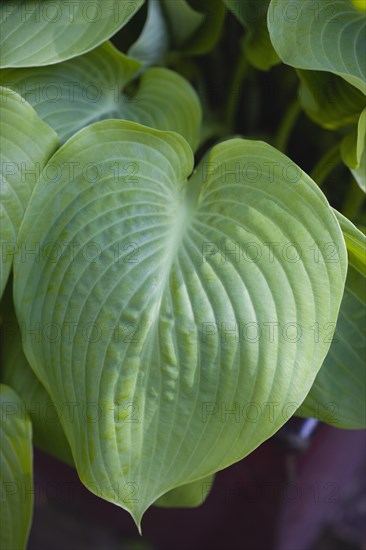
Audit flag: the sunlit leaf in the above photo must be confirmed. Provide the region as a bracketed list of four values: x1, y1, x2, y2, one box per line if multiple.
[154, 475, 214, 508]
[0, 42, 201, 149]
[268, 0, 366, 93]
[0, 385, 33, 550]
[299, 211, 366, 428]
[0, 87, 58, 299]
[14, 120, 347, 526]
[0, 0, 144, 68]
[352, 0, 366, 12]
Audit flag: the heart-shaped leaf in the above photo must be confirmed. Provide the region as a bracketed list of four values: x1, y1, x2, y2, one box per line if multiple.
[0, 385, 33, 550]
[0, 87, 59, 299]
[0, 0, 144, 68]
[224, 0, 280, 70]
[341, 108, 366, 191]
[0, 41, 201, 149]
[268, 0, 366, 94]
[1, 305, 73, 466]
[297, 70, 366, 130]
[14, 120, 347, 526]
[154, 475, 214, 508]
[299, 211, 366, 428]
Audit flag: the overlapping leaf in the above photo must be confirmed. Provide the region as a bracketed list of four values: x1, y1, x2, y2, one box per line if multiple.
[341, 108, 366, 191]
[297, 70, 366, 130]
[128, 0, 168, 67]
[161, 0, 204, 47]
[0, 0, 144, 68]
[224, 0, 280, 70]
[268, 0, 366, 93]
[299, 211, 366, 428]
[14, 120, 347, 526]
[0, 87, 59, 298]
[155, 475, 214, 508]
[161, 0, 225, 55]
[0, 385, 33, 550]
[1, 309, 73, 466]
[0, 42, 201, 149]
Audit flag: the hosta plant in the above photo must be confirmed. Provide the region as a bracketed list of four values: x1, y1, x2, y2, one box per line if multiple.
[0, 0, 365, 546]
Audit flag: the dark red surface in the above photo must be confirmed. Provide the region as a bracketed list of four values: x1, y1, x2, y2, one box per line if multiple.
[28, 424, 366, 550]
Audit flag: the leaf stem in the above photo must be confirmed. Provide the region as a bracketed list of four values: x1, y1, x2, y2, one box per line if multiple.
[341, 177, 366, 220]
[310, 143, 342, 187]
[274, 99, 301, 153]
[226, 54, 250, 130]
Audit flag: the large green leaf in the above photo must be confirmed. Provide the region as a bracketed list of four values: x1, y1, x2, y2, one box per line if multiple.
[268, 0, 366, 94]
[1, 310, 74, 466]
[223, 0, 280, 70]
[341, 108, 366, 191]
[297, 70, 366, 130]
[0, 384, 33, 550]
[299, 211, 366, 428]
[0, 41, 201, 149]
[13, 120, 347, 526]
[0, 87, 59, 299]
[0, 0, 144, 68]
[154, 475, 214, 508]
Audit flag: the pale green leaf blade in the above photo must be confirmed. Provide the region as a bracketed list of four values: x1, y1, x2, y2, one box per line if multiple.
[297, 70, 366, 130]
[224, 0, 280, 70]
[299, 211, 366, 428]
[0, 0, 144, 68]
[0, 87, 59, 299]
[341, 108, 366, 191]
[1, 308, 74, 466]
[268, 0, 366, 93]
[0, 42, 202, 149]
[154, 475, 214, 508]
[0, 384, 33, 550]
[14, 120, 347, 526]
